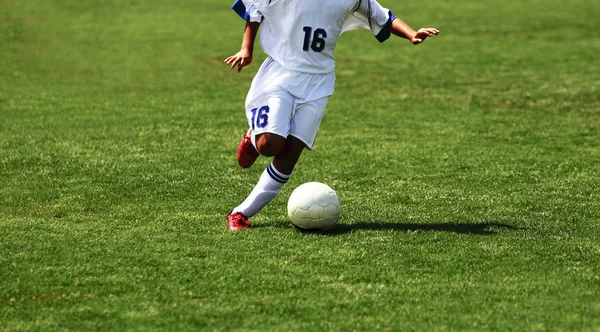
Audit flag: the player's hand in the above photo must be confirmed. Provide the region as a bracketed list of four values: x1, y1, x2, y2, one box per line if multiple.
[411, 28, 439, 45]
[224, 49, 253, 73]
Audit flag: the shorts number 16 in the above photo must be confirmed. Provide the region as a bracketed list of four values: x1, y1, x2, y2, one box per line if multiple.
[250, 105, 269, 130]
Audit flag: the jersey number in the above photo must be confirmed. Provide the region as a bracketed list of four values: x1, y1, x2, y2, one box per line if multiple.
[250, 105, 269, 130]
[302, 26, 327, 52]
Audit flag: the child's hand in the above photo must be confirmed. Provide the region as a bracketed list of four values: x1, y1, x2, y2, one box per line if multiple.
[411, 28, 439, 45]
[224, 49, 253, 73]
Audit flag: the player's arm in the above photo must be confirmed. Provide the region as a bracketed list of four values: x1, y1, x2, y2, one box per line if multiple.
[225, 21, 260, 73]
[391, 18, 439, 45]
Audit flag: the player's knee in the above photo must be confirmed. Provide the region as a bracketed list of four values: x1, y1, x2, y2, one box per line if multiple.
[256, 133, 286, 156]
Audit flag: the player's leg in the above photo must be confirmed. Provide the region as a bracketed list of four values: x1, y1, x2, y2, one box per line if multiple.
[228, 136, 305, 230]
[227, 97, 328, 230]
[255, 133, 287, 157]
[246, 93, 329, 171]
[272, 135, 306, 175]
[236, 103, 292, 168]
[238, 132, 287, 168]
[227, 90, 295, 230]
[237, 58, 282, 168]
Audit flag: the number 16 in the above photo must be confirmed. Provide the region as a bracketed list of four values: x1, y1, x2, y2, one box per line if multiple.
[250, 105, 269, 130]
[302, 26, 327, 52]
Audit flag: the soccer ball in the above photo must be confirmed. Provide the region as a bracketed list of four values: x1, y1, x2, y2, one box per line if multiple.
[287, 182, 341, 230]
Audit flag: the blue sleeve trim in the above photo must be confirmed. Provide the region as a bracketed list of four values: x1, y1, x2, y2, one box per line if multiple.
[375, 11, 396, 43]
[232, 0, 250, 21]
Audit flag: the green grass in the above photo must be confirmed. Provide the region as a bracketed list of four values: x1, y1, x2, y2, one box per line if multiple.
[1, 0, 599, 330]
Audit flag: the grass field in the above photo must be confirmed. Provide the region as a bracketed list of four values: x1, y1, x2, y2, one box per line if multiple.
[1, 0, 599, 330]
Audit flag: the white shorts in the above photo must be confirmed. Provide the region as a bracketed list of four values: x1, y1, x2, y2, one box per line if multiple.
[244, 57, 335, 149]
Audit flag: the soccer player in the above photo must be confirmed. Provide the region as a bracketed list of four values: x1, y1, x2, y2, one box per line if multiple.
[225, 0, 439, 230]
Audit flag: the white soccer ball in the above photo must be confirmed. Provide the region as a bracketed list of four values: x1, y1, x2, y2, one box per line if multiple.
[287, 182, 341, 230]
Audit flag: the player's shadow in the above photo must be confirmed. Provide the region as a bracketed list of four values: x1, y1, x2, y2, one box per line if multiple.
[294, 222, 521, 236]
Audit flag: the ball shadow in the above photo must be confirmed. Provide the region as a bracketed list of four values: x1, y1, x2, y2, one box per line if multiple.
[293, 221, 522, 236]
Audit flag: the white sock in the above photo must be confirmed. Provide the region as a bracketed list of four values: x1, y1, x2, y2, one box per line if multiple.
[250, 131, 258, 151]
[232, 162, 291, 218]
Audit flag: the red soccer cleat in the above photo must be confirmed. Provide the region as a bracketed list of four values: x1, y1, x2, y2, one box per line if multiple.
[237, 129, 259, 168]
[227, 212, 252, 230]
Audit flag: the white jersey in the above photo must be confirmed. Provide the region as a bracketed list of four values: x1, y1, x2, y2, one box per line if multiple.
[232, 0, 396, 74]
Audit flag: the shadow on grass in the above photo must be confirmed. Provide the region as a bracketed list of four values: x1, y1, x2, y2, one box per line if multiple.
[291, 222, 522, 236]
